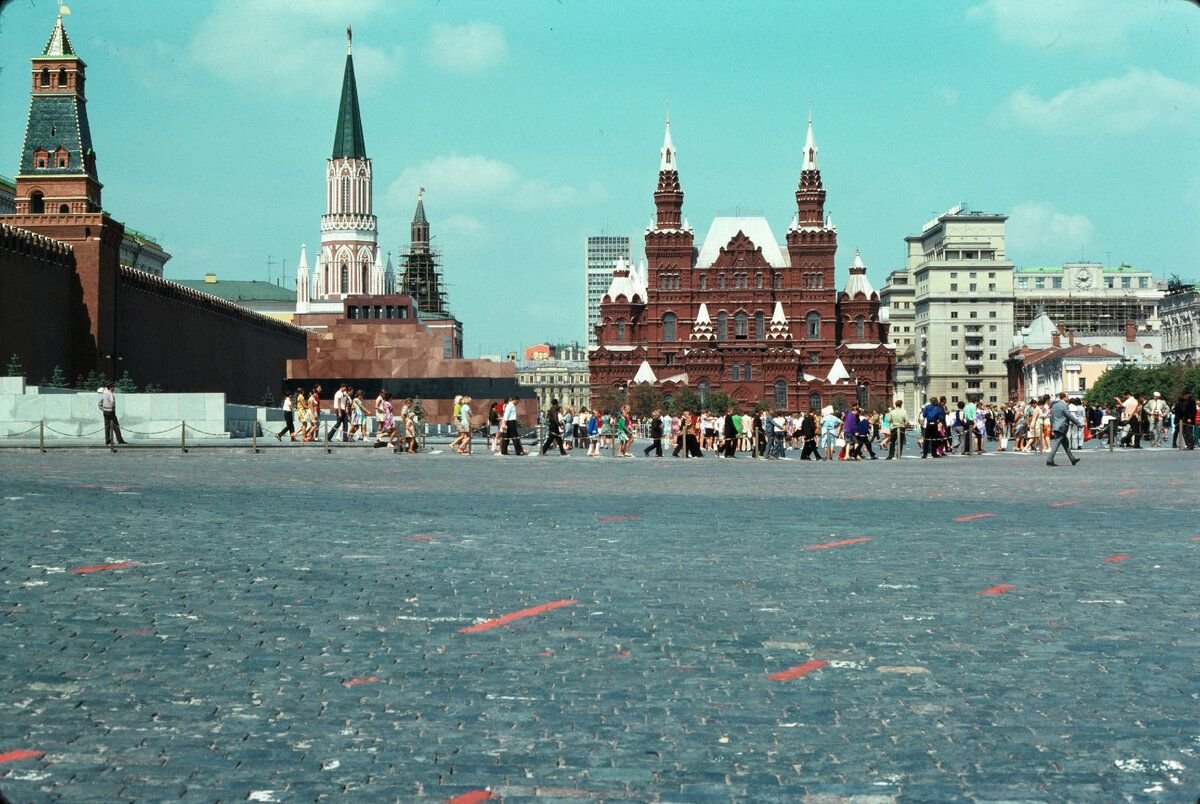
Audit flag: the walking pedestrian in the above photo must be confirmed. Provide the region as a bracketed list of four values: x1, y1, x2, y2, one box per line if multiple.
[1046, 392, 1083, 467]
[886, 400, 907, 459]
[275, 390, 296, 441]
[541, 398, 568, 455]
[501, 395, 526, 455]
[643, 408, 664, 457]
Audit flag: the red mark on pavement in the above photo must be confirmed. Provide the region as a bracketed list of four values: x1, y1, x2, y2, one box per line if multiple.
[407, 535, 434, 542]
[448, 791, 493, 804]
[1105, 555, 1132, 563]
[342, 676, 380, 688]
[597, 514, 642, 523]
[611, 650, 631, 659]
[69, 561, 136, 575]
[1050, 500, 1080, 508]
[769, 659, 829, 681]
[980, 584, 1016, 596]
[459, 599, 578, 634]
[804, 536, 872, 550]
[1192, 536, 1200, 542]
[955, 513, 995, 523]
[1117, 489, 1138, 496]
[0, 749, 45, 764]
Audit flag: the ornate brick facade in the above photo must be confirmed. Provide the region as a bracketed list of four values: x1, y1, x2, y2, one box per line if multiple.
[590, 114, 894, 412]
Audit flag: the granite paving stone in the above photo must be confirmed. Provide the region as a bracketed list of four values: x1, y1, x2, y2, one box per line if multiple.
[0, 447, 1196, 801]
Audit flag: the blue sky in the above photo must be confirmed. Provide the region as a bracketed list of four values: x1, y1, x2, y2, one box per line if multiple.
[2, 0, 1197, 356]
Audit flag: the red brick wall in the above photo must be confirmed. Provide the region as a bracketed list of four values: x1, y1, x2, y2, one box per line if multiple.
[116, 268, 308, 403]
[0, 223, 75, 382]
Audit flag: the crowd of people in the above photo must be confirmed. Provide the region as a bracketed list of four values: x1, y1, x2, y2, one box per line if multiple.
[270, 386, 1199, 461]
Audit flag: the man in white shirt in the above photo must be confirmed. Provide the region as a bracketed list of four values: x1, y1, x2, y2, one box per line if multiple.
[275, 392, 296, 441]
[98, 382, 126, 446]
[501, 395, 526, 455]
[1144, 391, 1168, 446]
[327, 385, 348, 442]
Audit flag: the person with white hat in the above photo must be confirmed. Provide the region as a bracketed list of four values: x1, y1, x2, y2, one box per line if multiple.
[1145, 391, 1168, 447]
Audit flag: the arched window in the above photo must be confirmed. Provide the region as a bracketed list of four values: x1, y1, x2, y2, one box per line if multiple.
[341, 176, 351, 212]
[698, 380, 710, 401]
[806, 312, 821, 339]
[732, 364, 740, 381]
[718, 274, 726, 290]
[40, 68, 50, 87]
[809, 392, 822, 411]
[743, 363, 752, 381]
[756, 273, 763, 289]
[663, 312, 677, 342]
[735, 312, 748, 339]
[340, 263, 349, 292]
[699, 274, 707, 290]
[718, 311, 728, 341]
[361, 262, 369, 293]
[58, 204, 69, 214]
[29, 192, 44, 214]
[774, 380, 787, 409]
[58, 68, 67, 87]
[774, 273, 783, 290]
[856, 315, 866, 340]
[616, 320, 626, 342]
[754, 311, 765, 340]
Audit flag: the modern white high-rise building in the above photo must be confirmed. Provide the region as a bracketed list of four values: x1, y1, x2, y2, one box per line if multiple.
[907, 204, 1015, 405]
[585, 235, 631, 347]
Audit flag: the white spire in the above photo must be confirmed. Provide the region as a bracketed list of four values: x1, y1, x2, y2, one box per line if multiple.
[826, 357, 850, 385]
[825, 213, 835, 231]
[604, 256, 641, 303]
[296, 244, 311, 311]
[767, 301, 791, 340]
[660, 110, 677, 172]
[312, 252, 326, 298]
[802, 106, 819, 171]
[690, 302, 715, 341]
[632, 360, 658, 385]
[384, 252, 395, 294]
[683, 216, 691, 232]
[843, 249, 877, 298]
[369, 249, 385, 295]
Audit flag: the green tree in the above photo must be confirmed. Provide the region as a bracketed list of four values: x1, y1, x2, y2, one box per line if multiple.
[43, 365, 69, 388]
[627, 383, 663, 418]
[142, 382, 163, 393]
[75, 369, 108, 391]
[703, 389, 734, 414]
[592, 385, 624, 414]
[5, 353, 23, 377]
[259, 387, 277, 407]
[667, 385, 701, 415]
[1084, 363, 1185, 406]
[115, 371, 138, 394]
[410, 396, 424, 423]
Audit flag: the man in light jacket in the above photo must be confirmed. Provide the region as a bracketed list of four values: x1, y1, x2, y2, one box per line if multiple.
[1046, 392, 1084, 467]
[887, 400, 908, 460]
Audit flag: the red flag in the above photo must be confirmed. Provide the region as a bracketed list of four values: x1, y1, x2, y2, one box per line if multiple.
[1083, 424, 1092, 442]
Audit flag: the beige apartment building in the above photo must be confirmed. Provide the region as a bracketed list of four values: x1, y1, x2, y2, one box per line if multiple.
[907, 205, 1014, 405]
[879, 268, 918, 410]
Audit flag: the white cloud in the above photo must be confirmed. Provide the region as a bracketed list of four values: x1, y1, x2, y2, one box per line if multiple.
[968, 0, 1158, 50]
[190, 0, 403, 94]
[441, 214, 484, 237]
[426, 23, 508, 74]
[386, 155, 605, 214]
[1004, 68, 1200, 135]
[935, 87, 960, 107]
[1006, 202, 1093, 260]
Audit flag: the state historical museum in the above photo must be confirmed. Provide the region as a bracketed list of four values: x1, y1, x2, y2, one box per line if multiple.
[590, 115, 895, 412]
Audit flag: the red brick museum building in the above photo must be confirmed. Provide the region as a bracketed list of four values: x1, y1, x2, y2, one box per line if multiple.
[590, 116, 894, 412]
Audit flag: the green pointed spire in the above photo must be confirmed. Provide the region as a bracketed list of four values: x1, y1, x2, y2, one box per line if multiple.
[331, 42, 366, 159]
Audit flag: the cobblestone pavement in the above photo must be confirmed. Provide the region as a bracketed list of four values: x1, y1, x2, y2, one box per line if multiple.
[0, 446, 1197, 802]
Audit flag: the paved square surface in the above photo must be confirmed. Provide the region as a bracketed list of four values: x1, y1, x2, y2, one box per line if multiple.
[0, 446, 1197, 802]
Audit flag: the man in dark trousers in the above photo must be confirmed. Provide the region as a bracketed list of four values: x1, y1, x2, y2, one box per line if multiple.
[799, 411, 821, 460]
[643, 409, 664, 457]
[98, 382, 127, 446]
[721, 408, 739, 458]
[501, 395, 525, 455]
[540, 398, 568, 455]
[1174, 392, 1196, 450]
[887, 399, 908, 459]
[1046, 391, 1083, 466]
[920, 397, 943, 458]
